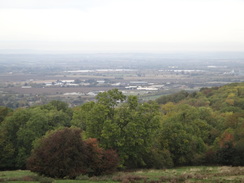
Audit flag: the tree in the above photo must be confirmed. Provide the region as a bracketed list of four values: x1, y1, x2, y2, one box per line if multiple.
[156, 90, 189, 104]
[0, 108, 32, 169]
[73, 90, 161, 168]
[215, 126, 244, 166]
[27, 128, 87, 179]
[215, 128, 237, 165]
[95, 95, 161, 168]
[85, 138, 119, 176]
[27, 128, 119, 178]
[0, 101, 73, 169]
[0, 127, 15, 170]
[41, 100, 73, 124]
[83, 89, 126, 140]
[96, 88, 126, 109]
[159, 104, 207, 165]
[71, 101, 95, 130]
[0, 106, 12, 123]
[160, 120, 205, 165]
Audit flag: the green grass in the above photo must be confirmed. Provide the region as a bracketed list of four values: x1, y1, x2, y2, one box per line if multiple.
[1, 166, 244, 183]
[55, 181, 116, 183]
[0, 170, 36, 178]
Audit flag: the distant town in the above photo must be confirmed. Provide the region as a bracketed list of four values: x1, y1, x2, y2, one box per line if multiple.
[0, 53, 243, 108]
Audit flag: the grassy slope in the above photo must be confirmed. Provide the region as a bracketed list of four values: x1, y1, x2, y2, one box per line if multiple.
[1, 166, 244, 183]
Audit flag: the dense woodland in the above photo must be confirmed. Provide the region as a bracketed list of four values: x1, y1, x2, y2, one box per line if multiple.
[0, 82, 244, 178]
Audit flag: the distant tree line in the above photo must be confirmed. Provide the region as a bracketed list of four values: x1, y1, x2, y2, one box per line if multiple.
[0, 83, 244, 178]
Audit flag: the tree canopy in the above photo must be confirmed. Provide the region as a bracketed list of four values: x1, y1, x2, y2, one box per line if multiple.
[1, 83, 244, 174]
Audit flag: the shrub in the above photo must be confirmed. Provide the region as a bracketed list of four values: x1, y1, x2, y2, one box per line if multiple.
[85, 138, 119, 176]
[143, 148, 174, 169]
[27, 128, 119, 178]
[27, 127, 88, 179]
[216, 142, 238, 165]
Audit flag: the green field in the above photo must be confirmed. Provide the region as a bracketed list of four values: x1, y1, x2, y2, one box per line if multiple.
[1, 166, 244, 183]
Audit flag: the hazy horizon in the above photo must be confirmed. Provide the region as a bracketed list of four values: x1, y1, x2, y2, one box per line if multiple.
[0, 0, 244, 53]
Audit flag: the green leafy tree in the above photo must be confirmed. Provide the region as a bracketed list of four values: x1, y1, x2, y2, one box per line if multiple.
[73, 90, 161, 168]
[156, 90, 189, 104]
[96, 88, 126, 109]
[0, 127, 15, 170]
[160, 104, 208, 165]
[102, 96, 161, 168]
[71, 101, 95, 130]
[0, 106, 12, 123]
[0, 108, 31, 169]
[0, 101, 73, 169]
[160, 120, 205, 165]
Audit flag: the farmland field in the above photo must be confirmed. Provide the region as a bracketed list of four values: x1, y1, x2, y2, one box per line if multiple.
[1, 166, 244, 183]
[1, 53, 244, 108]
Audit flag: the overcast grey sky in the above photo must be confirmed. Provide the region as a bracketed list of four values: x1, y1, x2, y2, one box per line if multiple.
[0, 0, 244, 53]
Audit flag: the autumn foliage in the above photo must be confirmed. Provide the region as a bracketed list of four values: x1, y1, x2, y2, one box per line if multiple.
[27, 128, 87, 178]
[1, 83, 244, 173]
[85, 138, 119, 176]
[27, 128, 119, 178]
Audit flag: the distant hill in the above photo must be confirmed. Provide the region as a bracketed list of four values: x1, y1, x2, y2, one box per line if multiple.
[157, 82, 244, 112]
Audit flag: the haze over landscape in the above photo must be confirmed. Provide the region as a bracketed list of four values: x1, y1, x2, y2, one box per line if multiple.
[0, 0, 244, 53]
[0, 0, 244, 106]
[1, 1, 244, 181]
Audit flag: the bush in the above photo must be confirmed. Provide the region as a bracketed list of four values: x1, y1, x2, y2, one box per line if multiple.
[143, 148, 174, 169]
[216, 143, 238, 166]
[27, 128, 119, 178]
[85, 138, 119, 176]
[27, 127, 88, 179]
